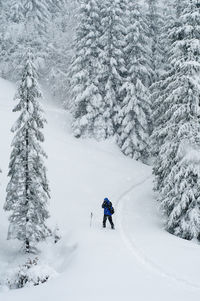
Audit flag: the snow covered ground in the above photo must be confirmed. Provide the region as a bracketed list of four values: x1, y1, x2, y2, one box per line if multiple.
[1, 77, 200, 300]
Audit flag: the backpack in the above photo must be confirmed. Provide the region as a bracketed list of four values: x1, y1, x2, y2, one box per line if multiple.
[109, 203, 115, 215]
[110, 207, 115, 215]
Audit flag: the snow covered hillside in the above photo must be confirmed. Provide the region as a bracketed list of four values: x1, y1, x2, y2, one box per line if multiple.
[1, 77, 200, 300]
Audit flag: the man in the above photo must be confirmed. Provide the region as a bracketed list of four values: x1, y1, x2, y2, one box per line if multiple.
[102, 198, 115, 229]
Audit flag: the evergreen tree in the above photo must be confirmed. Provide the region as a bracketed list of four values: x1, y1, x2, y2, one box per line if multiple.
[116, 0, 152, 160]
[46, 0, 78, 105]
[70, 0, 107, 139]
[4, 51, 51, 253]
[150, 0, 176, 166]
[152, 0, 190, 189]
[153, 0, 200, 240]
[162, 151, 200, 240]
[98, 0, 127, 134]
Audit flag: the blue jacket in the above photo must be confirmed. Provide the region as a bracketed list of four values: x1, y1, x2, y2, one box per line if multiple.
[102, 200, 113, 216]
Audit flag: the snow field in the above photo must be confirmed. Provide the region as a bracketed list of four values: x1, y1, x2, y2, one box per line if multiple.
[1, 78, 200, 300]
[119, 178, 200, 289]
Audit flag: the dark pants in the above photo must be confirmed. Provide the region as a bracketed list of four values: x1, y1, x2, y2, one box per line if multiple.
[103, 215, 114, 228]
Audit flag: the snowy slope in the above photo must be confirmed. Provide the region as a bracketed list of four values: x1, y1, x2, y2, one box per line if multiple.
[1, 78, 200, 300]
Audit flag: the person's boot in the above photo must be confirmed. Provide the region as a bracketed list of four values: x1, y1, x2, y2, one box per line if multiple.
[103, 224, 106, 228]
[111, 224, 115, 230]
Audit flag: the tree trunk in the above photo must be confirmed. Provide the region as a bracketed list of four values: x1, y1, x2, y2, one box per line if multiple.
[25, 238, 30, 253]
[25, 95, 30, 253]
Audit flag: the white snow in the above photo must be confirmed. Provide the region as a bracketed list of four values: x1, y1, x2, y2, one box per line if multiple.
[1, 77, 200, 300]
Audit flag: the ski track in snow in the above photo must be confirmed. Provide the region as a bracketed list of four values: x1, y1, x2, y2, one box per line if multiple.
[116, 176, 200, 290]
[115, 175, 152, 206]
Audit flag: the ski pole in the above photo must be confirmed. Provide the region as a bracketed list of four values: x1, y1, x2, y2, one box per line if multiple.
[90, 212, 93, 228]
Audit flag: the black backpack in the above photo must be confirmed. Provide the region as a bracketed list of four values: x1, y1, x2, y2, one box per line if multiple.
[109, 202, 115, 215]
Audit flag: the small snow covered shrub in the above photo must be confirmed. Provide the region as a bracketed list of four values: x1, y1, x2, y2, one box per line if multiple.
[5, 258, 57, 289]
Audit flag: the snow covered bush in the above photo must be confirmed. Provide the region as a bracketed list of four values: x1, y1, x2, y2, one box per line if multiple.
[3, 258, 57, 290]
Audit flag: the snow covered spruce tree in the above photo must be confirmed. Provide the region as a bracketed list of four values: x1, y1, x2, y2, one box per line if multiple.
[70, 0, 106, 139]
[152, 0, 189, 190]
[4, 50, 51, 253]
[116, 0, 152, 161]
[98, 0, 127, 135]
[150, 0, 175, 163]
[21, 0, 52, 70]
[153, 0, 200, 240]
[70, 0, 127, 139]
[45, 0, 78, 105]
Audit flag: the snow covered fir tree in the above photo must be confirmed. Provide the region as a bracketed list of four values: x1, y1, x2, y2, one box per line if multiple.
[116, 0, 152, 161]
[70, 0, 105, 139]
[152, 0, 200, 240]
[4, 50, 51, 253]
[97, 0, 127, 137]
[70, 0, 129, 140]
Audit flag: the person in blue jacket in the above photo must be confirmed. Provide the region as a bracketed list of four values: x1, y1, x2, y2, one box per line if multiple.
[102, 198, 115, 229]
